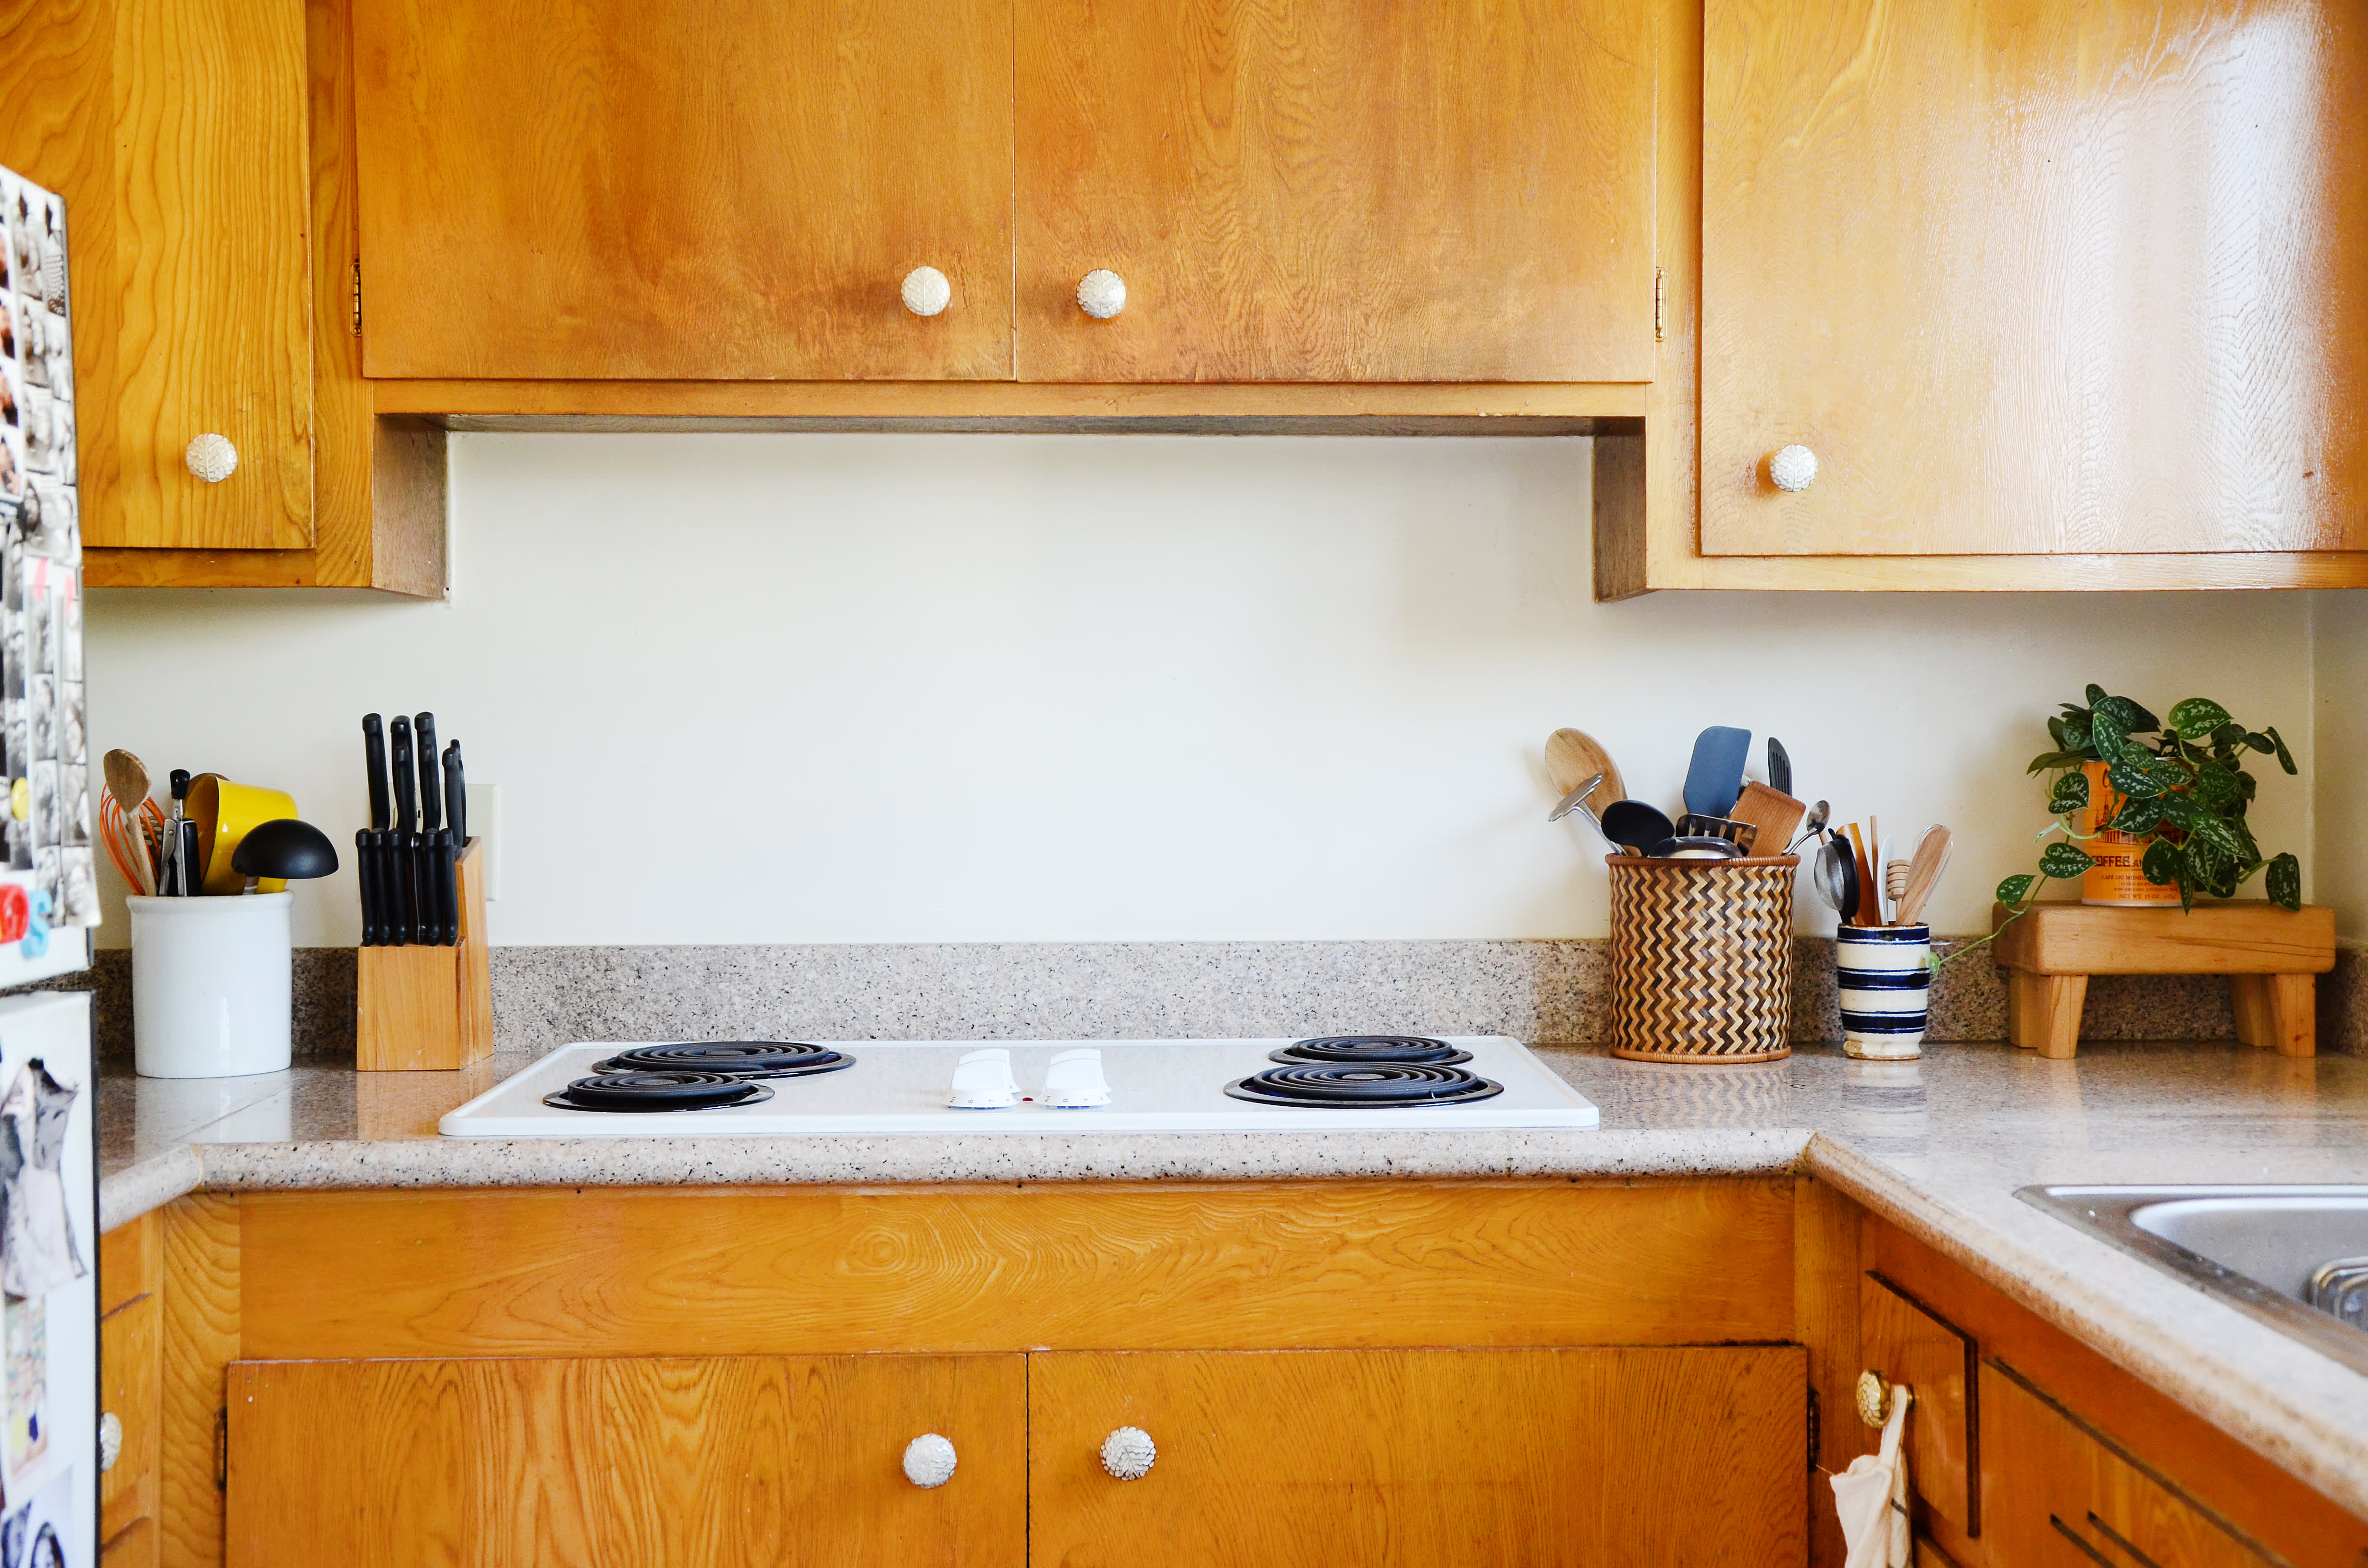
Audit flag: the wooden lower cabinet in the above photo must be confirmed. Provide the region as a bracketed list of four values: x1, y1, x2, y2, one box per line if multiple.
[1980, 1361, 2274, 1568]
[1030, 1347, 1808, 1568]
[222, 1345, 1804, 1567]
[225, 1353, 1028, 1566]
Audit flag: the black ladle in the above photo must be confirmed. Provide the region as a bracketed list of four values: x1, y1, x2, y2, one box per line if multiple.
[230, 818, 341, 882]
[1599, 800, 1677, 855]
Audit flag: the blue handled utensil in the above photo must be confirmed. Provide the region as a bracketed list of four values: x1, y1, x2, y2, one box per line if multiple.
[1682, 726, 1753, 819]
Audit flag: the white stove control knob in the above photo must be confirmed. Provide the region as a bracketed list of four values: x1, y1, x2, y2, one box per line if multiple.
[1768, 444, 1818, 493]
[1100, 1425, 1155, 1481]
[1044, 1048, 1110, 1108]
[185, 433, 238, 483]
[98, 1411, 122, 1472]
[903, 1432, 958, 1488]
[1076, 269, 1127, 320]
[901, 266, 951, 317]
[949, 1048, 1021, 1109]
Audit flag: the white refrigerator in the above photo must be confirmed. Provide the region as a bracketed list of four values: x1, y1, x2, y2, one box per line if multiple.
[0, 155, 98, 1568]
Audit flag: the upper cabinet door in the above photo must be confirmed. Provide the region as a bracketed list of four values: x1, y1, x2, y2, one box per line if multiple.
[1014, 0, 1657, 383]
[350, 0, 1014, 381]
[1703, 0, 2368, 557]
[0, 0, 316, 550]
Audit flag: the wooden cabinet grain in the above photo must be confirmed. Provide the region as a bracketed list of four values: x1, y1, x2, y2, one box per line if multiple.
[1029, 1347, 1807, 1567]
[1012, 0, 1657, 384]
[0, 0, 446, 591]
[1980, 1360, 2275, 1568]
[1662, 0, 2368, 585]
[351, 0, 1016, 382]
[226, 1354, 1029, 1567]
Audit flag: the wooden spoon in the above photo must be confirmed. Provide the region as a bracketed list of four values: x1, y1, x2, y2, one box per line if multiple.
[1892, 825, 1954, 929]
[1544, 729, 1625, 822]
[103, 748, 150, 812]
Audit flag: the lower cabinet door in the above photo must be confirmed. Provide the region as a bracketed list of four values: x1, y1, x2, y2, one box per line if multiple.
[1029, 1347, 1808, 1568]
[225, 1354, 1026, 1566]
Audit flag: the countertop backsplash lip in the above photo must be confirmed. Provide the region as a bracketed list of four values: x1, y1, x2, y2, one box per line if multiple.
[55, 933, 2367, 1067]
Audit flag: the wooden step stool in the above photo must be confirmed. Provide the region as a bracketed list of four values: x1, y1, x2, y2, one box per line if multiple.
[1991, 902, 2336, 1059]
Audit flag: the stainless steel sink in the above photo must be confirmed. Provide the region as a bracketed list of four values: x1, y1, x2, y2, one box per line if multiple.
[2020, 1186, 2368, 1376]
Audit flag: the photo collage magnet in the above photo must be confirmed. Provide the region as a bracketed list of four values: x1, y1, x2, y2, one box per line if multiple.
[0, 164, 90, 938]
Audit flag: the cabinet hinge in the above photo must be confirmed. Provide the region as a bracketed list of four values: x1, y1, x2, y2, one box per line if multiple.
[1653, 267, 1665, 343]
[1805, 1385, 1820, 1471]
[351, 257, 363, 338]
[215, 1407, 229, 1489]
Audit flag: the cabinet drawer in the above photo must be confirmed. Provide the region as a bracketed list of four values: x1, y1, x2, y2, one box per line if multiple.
[1029, 1347, 1806, 1566]
[1980, 1361, 2273, 1568]
[99, 1292, 160, 1542]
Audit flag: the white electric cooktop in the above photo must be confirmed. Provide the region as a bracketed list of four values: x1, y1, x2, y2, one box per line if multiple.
[438, 1036, 1599, 1137]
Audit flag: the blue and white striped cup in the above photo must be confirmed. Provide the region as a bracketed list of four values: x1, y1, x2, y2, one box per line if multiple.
[1837, 925, 1931, 1059]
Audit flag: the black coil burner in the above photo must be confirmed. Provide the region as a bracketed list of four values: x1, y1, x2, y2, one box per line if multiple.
[592, 1042, 856, 1078]
[1270, 1035, 1472, 1066]
[1224, 1063, 1503, 1109]
[543, 1071, 776, 1113]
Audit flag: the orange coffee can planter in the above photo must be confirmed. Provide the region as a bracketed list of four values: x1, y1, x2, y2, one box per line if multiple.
[2074, 759, 2180, 906]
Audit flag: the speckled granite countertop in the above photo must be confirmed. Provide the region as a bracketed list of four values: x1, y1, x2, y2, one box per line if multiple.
[98, 1040, 2368, 1519]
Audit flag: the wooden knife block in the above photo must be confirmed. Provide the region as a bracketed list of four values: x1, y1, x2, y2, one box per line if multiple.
[357, 836, 494, 1071]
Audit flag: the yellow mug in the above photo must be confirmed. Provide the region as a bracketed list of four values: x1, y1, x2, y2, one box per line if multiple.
[187, 774, 299, 895]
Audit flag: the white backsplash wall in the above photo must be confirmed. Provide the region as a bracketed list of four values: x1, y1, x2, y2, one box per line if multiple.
[83, 434, 2317, 948]
[2313, 590, 2368, 939]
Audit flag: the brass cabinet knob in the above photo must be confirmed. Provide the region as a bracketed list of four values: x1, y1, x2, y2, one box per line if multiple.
[1856, 1369, 1897, 1426]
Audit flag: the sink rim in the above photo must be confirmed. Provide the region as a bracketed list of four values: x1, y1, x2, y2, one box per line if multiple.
[2018, 1184, 2368, 1380]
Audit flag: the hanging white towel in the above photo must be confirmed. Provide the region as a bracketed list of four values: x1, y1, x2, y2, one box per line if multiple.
[1830, 1384, 1913, 1568]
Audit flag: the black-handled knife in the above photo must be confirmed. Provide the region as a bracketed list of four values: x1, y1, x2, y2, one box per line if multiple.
[360, 715, 389, 945]
[389, 717, 416, 944]
[442, 740, 466, 846]
[414, 712, 441, 835]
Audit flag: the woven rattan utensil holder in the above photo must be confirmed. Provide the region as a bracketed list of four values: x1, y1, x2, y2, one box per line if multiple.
[1607, 853, 1799, 1063]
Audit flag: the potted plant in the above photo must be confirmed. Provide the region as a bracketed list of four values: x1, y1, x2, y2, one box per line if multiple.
[1996, 686, 2300, 921]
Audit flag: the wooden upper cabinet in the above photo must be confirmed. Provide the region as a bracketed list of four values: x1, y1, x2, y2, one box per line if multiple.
[1702, 0, 2368, 558]
[350, 0, 1015, 381]
[1013, 0, 1657, 383]
[0, 0, 316, 551]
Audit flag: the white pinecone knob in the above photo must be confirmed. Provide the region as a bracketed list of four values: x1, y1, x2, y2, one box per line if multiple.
[901, 266, 951, 317]
[185, 433, 238, 483]
[1099, 1425, 1155, 1480]
[1768, 444, 1818, 493]
[1076, 270, 1127, 320]
[902, 1432, 957, 1488]
[99, 1411, 122, 1472]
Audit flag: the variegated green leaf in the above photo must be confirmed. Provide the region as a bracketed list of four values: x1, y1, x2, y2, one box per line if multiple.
[2166, 698, 2232, 740]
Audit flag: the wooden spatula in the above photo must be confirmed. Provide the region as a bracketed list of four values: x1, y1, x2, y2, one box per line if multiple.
[1892, 826, 1954, 929]
[1727, 782, 1806, 857]
[1544, 729, 1625, 822]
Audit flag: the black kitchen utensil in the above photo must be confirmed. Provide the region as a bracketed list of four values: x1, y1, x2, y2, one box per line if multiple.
[1681, 727, 1752, 819]
[389, 717, 416, 944]
[1600, 799, 1677, 855]
[1767, 737, 1792, 797]
[161, 769, 193, 896]
[414, 712, 441, 834]
[1675, 812, 1760, 853]
[361, 715, 390, 944]
[232, 818, 340, 881]
[442, 740, 466, 845]
[1815, 836, 1861, 922]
